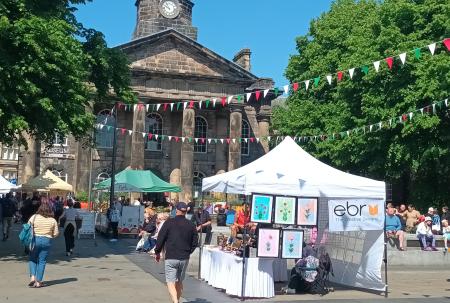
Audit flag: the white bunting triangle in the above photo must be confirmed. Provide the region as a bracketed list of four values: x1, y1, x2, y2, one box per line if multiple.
[445, 99, 448, 107]
[168, 136, 172, 141]
[283, 85, 289, 95]
[409, 112, 413, 120]
[194, 138, 198, 143]
[399, 53, 407, 65]
[420, 108, 424, 115]
[220, 139, 224, 144]
[213, 98, 217, 107]
[378, 122, 383, 129]
[232, 139, 236, 144]
[428, 43, 436, 55]
[228, 96, 233, 104]
[156, 104, 161, 111]
[349, 68, 355, 79]
[373, 61, 381, 72]
[326, 75, 332, 85]
[263, 89, 269, 98]
[347, 130, 350, 136]
[99, 124, 105, 130]
[432, 104, 436, 113]
[128, 130, 132, 136]
[208, 138, 212, 144]
[369, 125, 373, 132]
[199, 101, 202, 109]
[183, 102, 188, 110]
[256, 138, 260, 143]
[170, 103, 174, 111]
[305, 80, 310, 91]
[244, 138, 248, 143]
[181, 137, 185, 143]
[246, 93, 252, 102]
[155, 135, 159, 140]
[267, 136, 271, 141]
[142, 132, 146, 138]
[134, 104, 137, 112]
[146, 104, 150, 112]
[389, 119, 393, 127]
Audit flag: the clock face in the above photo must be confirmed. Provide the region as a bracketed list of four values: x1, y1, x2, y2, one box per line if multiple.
[159, 0, 180, 19]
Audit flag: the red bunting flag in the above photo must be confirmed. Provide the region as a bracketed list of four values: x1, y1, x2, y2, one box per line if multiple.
[226, 138, 231, 144]
[385, 57, 394, 70]
[402, 114, 407, 122]
[189, 100, 194, 109]
[250, 137, 255, 143]
[121, 128, 126, 135]
[444, 38, 450, 51]
[293, 82, 299, 92]
[337, 71, 343, 82]
[163, 103, 168, 111]
[255, 91, 261, 101]
[201, 138, 206, 144]
[175, 136, 180, 142]
[221, 97, 226, 107]
[148, 133, 153, 140]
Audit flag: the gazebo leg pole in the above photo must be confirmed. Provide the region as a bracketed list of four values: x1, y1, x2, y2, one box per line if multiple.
[384, 200, 388, 298]
[240, 195, 250, 301]
[198, 195, 204, 280]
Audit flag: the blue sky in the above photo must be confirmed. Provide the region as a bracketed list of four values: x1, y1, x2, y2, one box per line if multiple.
[75, 0, 334, 86]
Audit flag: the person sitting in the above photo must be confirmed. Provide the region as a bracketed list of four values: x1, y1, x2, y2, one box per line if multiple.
[230, 203, 256, 239]
[441, 219, 450, 252]
[138, 208, 157, 252]
[194, 206, 212, 245]
[404, 204, 421, 233]
[416, 216, 438, 251]
[385, 207, 405, 251]
[148, 212, 169, 255]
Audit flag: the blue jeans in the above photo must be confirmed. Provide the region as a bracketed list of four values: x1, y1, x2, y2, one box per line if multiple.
[29, 236, 52, 281]
[417, 234, 435, 248]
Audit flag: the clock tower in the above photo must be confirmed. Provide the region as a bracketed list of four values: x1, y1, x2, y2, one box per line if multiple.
[133, 0, 198, 40]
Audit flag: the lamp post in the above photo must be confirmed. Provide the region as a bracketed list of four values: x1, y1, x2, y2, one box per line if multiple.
[109, 104, 118, 208]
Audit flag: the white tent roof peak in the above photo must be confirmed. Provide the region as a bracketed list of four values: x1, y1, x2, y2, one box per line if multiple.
[202, 136, 385, 199]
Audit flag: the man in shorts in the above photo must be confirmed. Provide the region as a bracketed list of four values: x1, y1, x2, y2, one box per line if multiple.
[154, 202, 198, 303]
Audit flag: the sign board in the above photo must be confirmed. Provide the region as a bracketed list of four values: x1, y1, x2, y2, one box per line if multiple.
[119, 206, 144, 234]
[77, 211, 96, 238]
[328, 199, 385, 232]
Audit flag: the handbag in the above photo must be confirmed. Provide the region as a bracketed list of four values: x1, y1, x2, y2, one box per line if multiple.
[19, 215, 36, 251]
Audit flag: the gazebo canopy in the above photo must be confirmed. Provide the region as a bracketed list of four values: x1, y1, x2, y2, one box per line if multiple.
[22, 170, 73, 192]
[0, 175, 16, 194]
[94, 169, 181, 193]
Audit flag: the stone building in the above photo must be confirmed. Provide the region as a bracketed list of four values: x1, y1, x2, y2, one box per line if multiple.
[16, 0, 276, 201]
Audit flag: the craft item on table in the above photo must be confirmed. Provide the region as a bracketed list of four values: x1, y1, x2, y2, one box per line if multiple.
[257, 228, 280, 258]
[251, 194, 274, 224]
[297, 198, 318, 226]
[274, 196, 296, 225]
[281, 229, 304, 259]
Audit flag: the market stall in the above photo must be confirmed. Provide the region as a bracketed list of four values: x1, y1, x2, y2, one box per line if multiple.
[0, 175, 16, 194]
[21, 170, 73, 195]
[202, 136, 386, 297]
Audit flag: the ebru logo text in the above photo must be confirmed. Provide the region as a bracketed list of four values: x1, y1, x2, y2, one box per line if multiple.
[333, 201, 379, 217]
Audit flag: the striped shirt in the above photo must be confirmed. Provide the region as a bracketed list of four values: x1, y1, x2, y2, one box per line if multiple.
[29, 214, 59, 238]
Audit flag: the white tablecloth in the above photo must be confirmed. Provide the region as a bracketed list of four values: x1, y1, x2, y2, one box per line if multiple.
[201, 247, 280, 298]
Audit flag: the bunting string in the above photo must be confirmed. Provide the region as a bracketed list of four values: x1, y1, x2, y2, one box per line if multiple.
[95, 98, 449, 145]
[110, 38, 449, 112]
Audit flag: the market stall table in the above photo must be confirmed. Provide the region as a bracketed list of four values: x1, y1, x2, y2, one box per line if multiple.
[200, 246, 287, 298]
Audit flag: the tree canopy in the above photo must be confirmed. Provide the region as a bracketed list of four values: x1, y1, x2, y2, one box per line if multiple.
[0, 0, 135, 146]
[273, 0, 450, 209]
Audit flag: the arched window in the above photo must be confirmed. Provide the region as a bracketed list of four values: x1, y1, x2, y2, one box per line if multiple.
[241, 120, 250, 156]
[193, 171, 205, 198]
[194, 116, 207, 153]
[52, 170, 68, 183]
[95, 110, 115, 149]
[145, 113, 163, 151]
[96, 172, 110, 183]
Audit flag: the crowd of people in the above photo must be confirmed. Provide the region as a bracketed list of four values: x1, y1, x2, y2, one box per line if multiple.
[385, 203, 450, 251]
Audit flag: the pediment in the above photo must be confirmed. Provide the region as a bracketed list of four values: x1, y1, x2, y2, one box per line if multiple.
[118, 29, 258, 82]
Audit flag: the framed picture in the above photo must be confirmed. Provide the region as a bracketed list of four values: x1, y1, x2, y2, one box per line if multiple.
[281, 229, 304, 259]
[257, 228, 280, 258]
[297, 198, 318, 226]
[250, 194, 274, 224]
[274, 196, 296, 225]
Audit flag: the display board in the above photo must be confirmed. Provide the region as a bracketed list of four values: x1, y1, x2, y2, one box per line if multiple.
[119, 206, 145, 234]
[77, 211, 96, 239]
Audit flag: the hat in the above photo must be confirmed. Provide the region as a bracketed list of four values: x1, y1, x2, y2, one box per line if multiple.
[176, 202, 188, 212]
[425, 216, 432, 222]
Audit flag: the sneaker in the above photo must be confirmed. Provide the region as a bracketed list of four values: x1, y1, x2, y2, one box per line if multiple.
[66, 252, 71, 256]
[431, 247, 438, 251]
[424, 247, 432, 251]
[110, 239, 118, 242]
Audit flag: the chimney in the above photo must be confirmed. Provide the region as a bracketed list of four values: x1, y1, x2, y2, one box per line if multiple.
[233, 48, 251, 71]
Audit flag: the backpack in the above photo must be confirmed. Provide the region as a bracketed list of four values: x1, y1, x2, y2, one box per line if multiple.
[109, 209, 121, 223]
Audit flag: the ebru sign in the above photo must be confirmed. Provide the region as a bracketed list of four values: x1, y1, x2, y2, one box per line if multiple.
[328, 199, 385, 232]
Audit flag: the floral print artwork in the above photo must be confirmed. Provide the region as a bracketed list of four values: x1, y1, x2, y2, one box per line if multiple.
[297, 198, 318, 226]
[282, 230, 304, 259]
[251, 195, 273, 223]
[274, 197, 296, 225]
[257, 228, 280, 258]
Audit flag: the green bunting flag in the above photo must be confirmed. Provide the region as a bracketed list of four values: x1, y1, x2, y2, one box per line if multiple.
[237, 95, 243, 103]
[361, 65, 369, 75]
[188, 137, 193, 143]
[314, 76, 320, 87]
[205, 100, 210, 108]
[414, 48, 421, 59]
[274, 88, 279, 96]
[177, 102, 181, 110]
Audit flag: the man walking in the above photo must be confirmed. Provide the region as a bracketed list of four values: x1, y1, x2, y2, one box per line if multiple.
[154, 202, 198, 303]
[1, 192, 17, 241]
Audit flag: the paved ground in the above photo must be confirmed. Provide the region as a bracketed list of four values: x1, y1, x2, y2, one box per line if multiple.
[1, 223, 450, 303]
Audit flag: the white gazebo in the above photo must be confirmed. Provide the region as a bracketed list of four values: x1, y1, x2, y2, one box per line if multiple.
[0, 175, 16, 194]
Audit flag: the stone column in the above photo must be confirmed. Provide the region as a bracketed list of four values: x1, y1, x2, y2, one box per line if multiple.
[20, 134, 37, 183]
[257, 105, 271, 154]
[130, 105, 145, 169]
[215, 112, 228, 173]
[74, 139, 91, 193]
[180, 108, 195, 201]
[228, 105, 242, 171]
[170, 111, 183, 201]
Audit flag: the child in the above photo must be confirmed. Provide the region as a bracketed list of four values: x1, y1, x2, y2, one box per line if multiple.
[442, 220, 450, 252]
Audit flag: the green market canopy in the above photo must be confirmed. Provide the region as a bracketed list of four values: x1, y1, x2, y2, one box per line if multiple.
[94, 169, 181, 193]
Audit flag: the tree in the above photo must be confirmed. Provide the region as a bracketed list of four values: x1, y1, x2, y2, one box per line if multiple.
[0, 0, 135, 146]
[273, 0, 450, 210]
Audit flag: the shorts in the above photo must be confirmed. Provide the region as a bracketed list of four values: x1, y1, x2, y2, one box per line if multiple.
[165, 259, 189, 283]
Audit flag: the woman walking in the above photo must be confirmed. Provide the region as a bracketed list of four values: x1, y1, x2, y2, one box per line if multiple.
[59, 199, 79, 256]
[28, 200, 59, 288]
